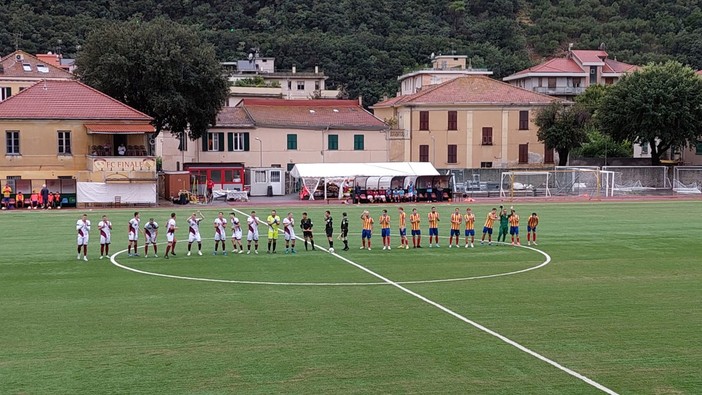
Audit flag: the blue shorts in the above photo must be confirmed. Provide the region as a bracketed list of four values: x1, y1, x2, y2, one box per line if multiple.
[483, 226, 493, 235]
[527, 226, 537, 232]
[465, 229, 475, 236]
[362, 229, 372, 239]
[411, 229, 421, 236]
[510, 226, 519, 235]
[381, 228, 390, 237]
[429, 228, 438, 236]
[450, 229, 460, 237]
[399, 228, 406, 237]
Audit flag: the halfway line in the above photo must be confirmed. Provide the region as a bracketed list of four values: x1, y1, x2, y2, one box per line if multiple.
[233, 208, 619, 394]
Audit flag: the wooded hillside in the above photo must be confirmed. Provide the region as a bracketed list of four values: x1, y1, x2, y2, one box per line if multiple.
[2, 0, 700, 105]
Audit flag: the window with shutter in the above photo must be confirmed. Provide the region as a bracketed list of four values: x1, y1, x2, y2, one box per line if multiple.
[481, 127, 493, 145]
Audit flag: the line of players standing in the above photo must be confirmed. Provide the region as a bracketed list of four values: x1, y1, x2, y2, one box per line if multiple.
[74, 209, 345, 261]
[74, 208, 540, 261]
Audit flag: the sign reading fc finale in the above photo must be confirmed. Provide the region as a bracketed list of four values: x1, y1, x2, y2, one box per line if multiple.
[92, 157, 156, 172]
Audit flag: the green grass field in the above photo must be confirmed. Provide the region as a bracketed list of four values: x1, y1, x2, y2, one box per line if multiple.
[1, 201, 701, 394]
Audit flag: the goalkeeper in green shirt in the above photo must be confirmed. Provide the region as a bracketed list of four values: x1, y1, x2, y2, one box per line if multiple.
[497, 206, 510, 244]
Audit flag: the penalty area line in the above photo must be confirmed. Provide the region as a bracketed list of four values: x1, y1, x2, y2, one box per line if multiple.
[232, 208, 619, 394]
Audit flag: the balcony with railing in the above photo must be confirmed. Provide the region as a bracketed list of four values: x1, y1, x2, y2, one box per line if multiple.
[533, 86, 585, 95]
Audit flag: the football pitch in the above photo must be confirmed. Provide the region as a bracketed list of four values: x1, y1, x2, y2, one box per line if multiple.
[1, 201, 700, 394]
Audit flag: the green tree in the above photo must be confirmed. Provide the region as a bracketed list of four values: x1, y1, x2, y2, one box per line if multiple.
[75, 18, 229, 140]
[535, 102, 590, 166]
[598, 61, 702, 165]
[571, 83, 632, 160]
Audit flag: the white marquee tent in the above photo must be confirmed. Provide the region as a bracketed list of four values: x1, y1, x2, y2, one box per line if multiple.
[290, 162, 439, 200]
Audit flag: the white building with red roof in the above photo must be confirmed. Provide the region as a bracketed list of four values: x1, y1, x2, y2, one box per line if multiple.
[0, 79, 157, 206]
[156, 98, 388, 193]
[502, 46, 639, 99]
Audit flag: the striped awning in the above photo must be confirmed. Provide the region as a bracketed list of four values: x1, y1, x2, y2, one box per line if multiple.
[85, 124, 155, 134]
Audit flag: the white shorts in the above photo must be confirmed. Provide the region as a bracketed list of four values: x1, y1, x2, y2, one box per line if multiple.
[145, 234, 157, 245]
[166, 232, 175, 243]
[247, 231, 259, 241]
[128, 231, 138, 241]
[100, 235, 111, 245]
[214, 230, 227, 241]
[77, 235, 89, 246]
[231, 229, 242, 240]
[188, 232, 202, 243]
[284, 229, 296, 241]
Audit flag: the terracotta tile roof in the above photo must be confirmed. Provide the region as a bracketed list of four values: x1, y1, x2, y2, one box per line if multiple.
[373, 75, 559, 107]
[0, 50, 74, 79]
[513, 58, 586, 75]
[571, 50, 607, 64]
[603, 58, 639, 74]
[239, 99, 387, 130]
[213, 107, 255, 128]
[0, 80, 153, 121]
[504, 52, 638, 81]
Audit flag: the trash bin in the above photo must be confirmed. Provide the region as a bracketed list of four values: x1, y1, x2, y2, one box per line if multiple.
[267, 185, 273, 197]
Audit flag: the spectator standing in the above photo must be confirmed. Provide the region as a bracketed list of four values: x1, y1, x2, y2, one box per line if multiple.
[40, 184, 50, 209]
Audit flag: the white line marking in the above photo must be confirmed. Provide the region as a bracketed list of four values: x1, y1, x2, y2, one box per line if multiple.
[236, 209, 620, 394]
[109, 239, 551, 286]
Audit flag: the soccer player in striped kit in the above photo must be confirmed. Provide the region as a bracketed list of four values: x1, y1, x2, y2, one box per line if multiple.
[481, 208, 498, 246]
[464, 208, 476, 248]
[449, 207, 462, 248]
[379, 209, 391, 250]
[527, 212, 539, 246]
[427, 206, 440, 248]
[410, 208, 422, 248]
[213, 212, 227, 255]
[509, 208, 521, 246]
[98, 214, 112, 259]
[360, 210, 374, 250]
[397, 207, 409, 250]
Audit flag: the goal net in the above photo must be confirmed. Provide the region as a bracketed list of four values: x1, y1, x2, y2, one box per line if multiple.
[500, 168, 616, 198]
[602, 166, 671, 194]
[673, 166, 702, 194]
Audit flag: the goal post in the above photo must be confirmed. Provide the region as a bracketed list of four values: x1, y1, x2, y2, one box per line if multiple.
[672, 166, 702, 194]
[499, 171, 551, 198]
[501, 168, 615, 199]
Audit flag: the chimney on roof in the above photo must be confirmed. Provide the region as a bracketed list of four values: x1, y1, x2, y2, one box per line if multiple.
[358, 96, 363, 106]
[292, 65, 296, 74]
[314, 65, 319, 74]
[599, 42, 606, 50]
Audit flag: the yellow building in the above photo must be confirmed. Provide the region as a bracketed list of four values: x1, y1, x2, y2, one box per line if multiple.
[0, 80, 156, 205]
[0, 50, 74, 101]
[372, 75, 560, 169]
